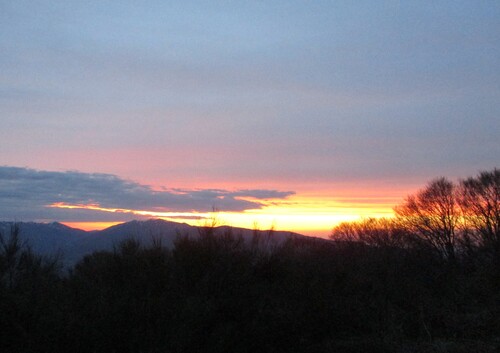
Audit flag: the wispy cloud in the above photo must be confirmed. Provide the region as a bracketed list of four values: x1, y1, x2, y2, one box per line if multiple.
[0, 166, 294, 222]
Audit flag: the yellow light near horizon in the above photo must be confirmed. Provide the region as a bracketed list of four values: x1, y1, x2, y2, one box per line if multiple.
[210, 198, 395, 237]
[49, 194, 396, 238]
[61, 222, 124, 231]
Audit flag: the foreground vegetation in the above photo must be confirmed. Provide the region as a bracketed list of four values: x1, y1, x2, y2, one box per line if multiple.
[0, 169, 499, 352]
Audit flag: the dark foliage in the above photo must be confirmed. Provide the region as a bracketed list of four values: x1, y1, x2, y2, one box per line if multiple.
[0, 224, 64, 353]
[1, 227, 499, 352]
[1, 169, 499, 352]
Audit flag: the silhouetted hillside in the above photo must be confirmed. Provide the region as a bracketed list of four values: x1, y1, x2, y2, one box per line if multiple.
[0, 219, 303, 266]
[1, 221, 499, 352]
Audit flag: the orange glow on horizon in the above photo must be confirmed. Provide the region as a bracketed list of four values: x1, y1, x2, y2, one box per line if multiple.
[48, 192, 398, 238]
[61, 222, 124, 231]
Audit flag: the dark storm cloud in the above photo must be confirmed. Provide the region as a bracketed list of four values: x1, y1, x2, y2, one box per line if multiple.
[0, 167, 294, 221]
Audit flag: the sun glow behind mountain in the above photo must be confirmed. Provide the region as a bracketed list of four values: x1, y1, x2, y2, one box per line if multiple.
[54, 193, 396, 237]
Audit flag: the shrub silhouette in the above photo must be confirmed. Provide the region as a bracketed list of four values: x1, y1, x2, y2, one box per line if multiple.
[0, 224, 64, 353]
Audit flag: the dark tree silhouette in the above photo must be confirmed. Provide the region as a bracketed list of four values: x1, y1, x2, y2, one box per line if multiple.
[2, 169, 500, 352]
[0, 224, 64, 353]
[330, 217, 408, 248]
[459, 169, 500, 252]
[395, 178, 459, 260]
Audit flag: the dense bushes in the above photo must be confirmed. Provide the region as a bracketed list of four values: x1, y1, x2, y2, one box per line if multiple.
[1, 224, 499, 352]
[0, 225, 65, 352]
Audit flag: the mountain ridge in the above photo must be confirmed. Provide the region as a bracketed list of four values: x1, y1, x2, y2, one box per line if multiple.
[0, 219, 309, 267]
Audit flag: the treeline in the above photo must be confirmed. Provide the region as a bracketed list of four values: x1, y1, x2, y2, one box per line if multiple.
[0, 169, 499, 353]
[332, 168, 500, 260]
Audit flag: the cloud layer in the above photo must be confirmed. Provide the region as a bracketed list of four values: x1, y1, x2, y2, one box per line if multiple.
[0, 167, 294, 222]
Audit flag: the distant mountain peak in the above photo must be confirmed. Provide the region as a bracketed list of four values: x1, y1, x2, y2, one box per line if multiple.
[48, 221, 68, 229]
[2, 220, 311, 267]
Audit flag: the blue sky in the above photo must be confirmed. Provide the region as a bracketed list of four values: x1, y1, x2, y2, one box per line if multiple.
[0, 1, 499, 230]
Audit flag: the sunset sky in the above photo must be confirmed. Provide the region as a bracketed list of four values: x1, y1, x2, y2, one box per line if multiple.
[1, 1, 499, 237]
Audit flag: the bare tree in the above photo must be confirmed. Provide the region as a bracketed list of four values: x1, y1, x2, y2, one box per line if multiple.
[394, 178, 459, 260]
[331, 217, 406, 248]
[458, 169, 500, 251]
[330, 220, 359, 242]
